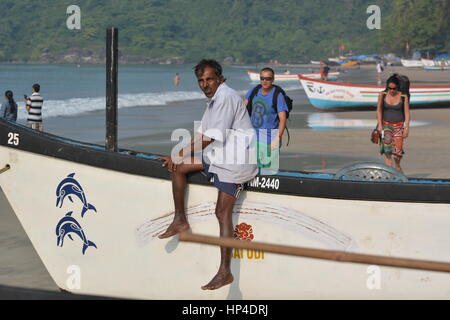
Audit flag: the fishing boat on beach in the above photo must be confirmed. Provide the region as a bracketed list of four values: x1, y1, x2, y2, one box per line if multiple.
[425, 66, 450, 71]
[246, 70, 339, 83]
[401, 59, 424, 68]
[3, 118, 450, 299]
[298, 75, 450, 109]
[3, 29, 450, 300]
[422, 58, 450, 68]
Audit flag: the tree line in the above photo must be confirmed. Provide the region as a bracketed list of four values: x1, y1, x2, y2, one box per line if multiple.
[0, 0, 447, 63]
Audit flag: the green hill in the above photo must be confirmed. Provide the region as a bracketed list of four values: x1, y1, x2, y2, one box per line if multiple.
[0, 0, 447, 63]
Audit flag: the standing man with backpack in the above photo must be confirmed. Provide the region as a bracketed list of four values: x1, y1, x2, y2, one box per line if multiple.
[244, 67, 291, 171]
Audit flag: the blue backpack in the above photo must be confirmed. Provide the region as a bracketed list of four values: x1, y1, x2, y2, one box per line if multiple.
[246, 84, 293, 145]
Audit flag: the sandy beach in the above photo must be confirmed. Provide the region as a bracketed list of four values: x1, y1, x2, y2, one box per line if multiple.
[0, 65, 449, 292]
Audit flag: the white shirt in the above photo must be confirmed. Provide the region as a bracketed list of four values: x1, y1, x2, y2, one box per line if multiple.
[377, 63, 383, 73]
[197, 83, 258, 184]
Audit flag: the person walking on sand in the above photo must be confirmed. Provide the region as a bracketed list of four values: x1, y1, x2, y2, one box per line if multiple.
[244, 67, 288, 171]
[173, 73, 181, 87]
[157, 59, 257, 291]
[376, 61, 384, 85]
[320, 61, 330, 81]
[24, 83, 44, 131]
[0, 90, 18, 122]
[376, 75, 410, 173]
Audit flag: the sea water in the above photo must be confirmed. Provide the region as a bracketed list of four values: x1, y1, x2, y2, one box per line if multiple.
[0, 63, 378, 171]
[0, 64, 304, 120]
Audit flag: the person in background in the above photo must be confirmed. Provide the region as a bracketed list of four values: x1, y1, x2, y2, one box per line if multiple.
[24, 83, 44, 131]
[244, 67, 288, 171]
[0, 90, 18, 122]
[376, 61, 384, 84]
[174, 73, 181, 87]
[320, 60, 330, 80]
[376, 75, 410, 173]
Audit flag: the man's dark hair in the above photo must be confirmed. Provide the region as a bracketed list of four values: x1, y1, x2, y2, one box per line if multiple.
[260, 67, 275, 77]
[32, 83, 40, 93]
[194, 59, 223, 78]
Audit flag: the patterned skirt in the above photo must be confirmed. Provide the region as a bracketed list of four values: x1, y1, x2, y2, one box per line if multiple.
[380, 121, 405, 159]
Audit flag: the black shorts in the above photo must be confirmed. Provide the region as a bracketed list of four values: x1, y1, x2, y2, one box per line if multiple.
[201, 159, 243, 199]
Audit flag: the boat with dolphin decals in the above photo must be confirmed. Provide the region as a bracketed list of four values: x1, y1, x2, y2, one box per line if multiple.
[56, 173, 97, 217]
[246, 70, 340, 83]
[2, 118, 450, 299]
[56, 212, 97, 255]
[298, 75, 450, 109]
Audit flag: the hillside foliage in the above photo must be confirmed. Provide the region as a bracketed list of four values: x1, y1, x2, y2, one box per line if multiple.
[0, 0, 447, 63]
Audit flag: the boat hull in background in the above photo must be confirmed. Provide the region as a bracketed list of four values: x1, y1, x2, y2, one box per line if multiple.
[246, 70, 339, 83]
[299, 75, 450, 109]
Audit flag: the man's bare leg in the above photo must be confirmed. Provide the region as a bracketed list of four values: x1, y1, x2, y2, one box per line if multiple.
[202, 191, 236, 290]
[159, 161, 203, 239]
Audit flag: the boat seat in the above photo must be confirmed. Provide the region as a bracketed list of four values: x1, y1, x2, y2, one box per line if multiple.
[333, 162, 409, 183]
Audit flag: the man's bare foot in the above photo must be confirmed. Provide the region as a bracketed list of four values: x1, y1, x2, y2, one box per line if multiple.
[158, 222, 190, 239]
[201, 272, 234, 291]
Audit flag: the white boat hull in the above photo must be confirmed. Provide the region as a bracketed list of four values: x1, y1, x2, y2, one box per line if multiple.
[299, 76, 450, 109]
[401, 59, 424, 68]
[422, 58, 450, 68]
[246, 70, 339, 83]
[2, 135, 450, 299]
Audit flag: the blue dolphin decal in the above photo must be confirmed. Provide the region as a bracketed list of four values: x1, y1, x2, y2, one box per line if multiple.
[56, 173, 97, 217]
[56, 212, 97, 255]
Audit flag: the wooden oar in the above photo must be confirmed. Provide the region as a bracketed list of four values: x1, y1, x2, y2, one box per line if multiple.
[0, 165, 10, 175]
[179, 232, 450, 273]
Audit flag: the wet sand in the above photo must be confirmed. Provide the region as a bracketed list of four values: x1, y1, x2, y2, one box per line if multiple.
[284, 107, 450, 178]
[0, 65, 449, 292]
[284, 65, 450, 178]
[0, 190, 57, 291]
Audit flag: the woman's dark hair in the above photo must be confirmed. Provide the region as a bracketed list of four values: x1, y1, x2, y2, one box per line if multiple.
[194, 59, 224, 80]
[385, 75, 401, 92]
[5, 90, 16, 113]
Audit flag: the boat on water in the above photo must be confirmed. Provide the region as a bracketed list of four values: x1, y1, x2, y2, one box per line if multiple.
[298, 75, 450, 109]
[401, 59, 424, 68]
[2, 119, 450, 299]
[246, 70, 339, 83]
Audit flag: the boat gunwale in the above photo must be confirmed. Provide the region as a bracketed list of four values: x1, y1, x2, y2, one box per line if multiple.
[298, 75, 450, 89]
[2, 119, 450, 204]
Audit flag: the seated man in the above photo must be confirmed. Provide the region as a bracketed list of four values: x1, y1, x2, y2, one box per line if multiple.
[157, 59, 258, 291]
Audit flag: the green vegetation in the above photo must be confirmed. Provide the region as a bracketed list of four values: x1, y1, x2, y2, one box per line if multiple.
[381, 0, 450, 54]
[0, 0, 447, 63]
